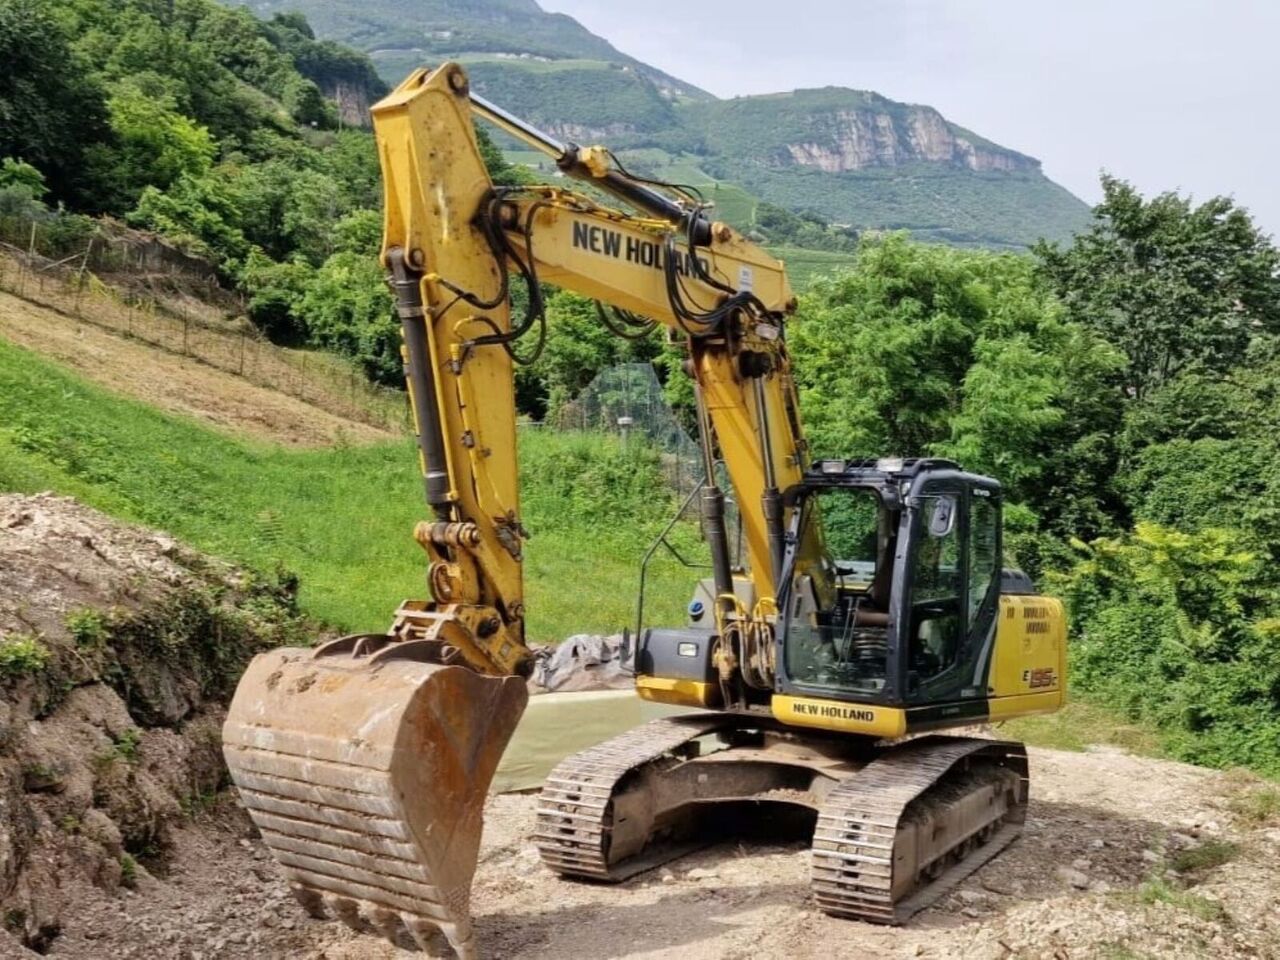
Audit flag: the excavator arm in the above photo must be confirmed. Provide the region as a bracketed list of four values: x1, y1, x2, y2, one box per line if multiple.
[373, 62, 818, 677]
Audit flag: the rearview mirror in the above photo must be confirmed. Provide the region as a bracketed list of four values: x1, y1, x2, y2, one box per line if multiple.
[928, 496, 956, 537]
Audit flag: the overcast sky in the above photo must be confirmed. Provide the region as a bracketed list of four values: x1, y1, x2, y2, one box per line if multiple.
[542, 0, 1280, 237]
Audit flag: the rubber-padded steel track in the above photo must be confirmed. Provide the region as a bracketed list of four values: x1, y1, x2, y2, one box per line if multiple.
[534, 715, 731, 878]
[810, 736, 1028, 924]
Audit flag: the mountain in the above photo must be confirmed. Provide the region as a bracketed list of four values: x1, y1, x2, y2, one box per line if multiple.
[239, 0, 710, 101]
[232, 0, 1090, 249]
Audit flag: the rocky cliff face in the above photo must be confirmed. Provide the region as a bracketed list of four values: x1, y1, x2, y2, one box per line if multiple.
[545, 121, 640, 142]
[779, 105, 1038, 174]
[323, 79, 376, 128]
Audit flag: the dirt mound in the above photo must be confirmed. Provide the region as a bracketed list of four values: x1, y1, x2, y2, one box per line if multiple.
[0, 494, 313, 955]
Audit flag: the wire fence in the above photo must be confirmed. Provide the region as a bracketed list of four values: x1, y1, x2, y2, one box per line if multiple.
[552, 362, 704, 496]
[0, 220, 407, 433]
[551, 362, 745, 562]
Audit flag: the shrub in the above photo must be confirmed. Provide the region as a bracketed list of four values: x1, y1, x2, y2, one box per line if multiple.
[0, 634, 50, 678]
[1064, 524, 1280, 775]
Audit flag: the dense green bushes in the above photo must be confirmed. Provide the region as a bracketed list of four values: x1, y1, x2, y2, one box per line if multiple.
[791, 234, 1125, 556]
[1063, 525, 1280, 776]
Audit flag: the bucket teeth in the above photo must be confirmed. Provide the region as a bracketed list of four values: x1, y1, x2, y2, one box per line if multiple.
[223, 646, 528, 959]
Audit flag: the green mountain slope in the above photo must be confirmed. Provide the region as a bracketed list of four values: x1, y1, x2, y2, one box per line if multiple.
[228, 0, 1089, 247]
[238, 0, 711, 101]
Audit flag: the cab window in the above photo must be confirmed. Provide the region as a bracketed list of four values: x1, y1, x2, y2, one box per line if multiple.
[968, 494, 999, 627]
[907, 495, 962, 682]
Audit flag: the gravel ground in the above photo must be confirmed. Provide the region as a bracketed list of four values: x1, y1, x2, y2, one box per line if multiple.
[6, 744, 1276, 960]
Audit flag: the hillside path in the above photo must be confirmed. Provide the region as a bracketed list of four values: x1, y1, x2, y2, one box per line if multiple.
[0, 290, 391, 447]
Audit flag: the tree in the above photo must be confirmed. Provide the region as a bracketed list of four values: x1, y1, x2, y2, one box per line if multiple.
[129, 172, 248, 265]
[0, 157, 46, 198]
[90, 78, 216, 211]
[295, 252, 398, 383]
[0, 0, 109, 207]
[1036, 175, 1280, 399]
[1121, 349, 1280, 559]
[239, 248, 314, 342]
[521, 291, 662, 420]
[790, 235, 1125, 543]
[0, 157, 48, 220]
[1064, 523, 1280, 775]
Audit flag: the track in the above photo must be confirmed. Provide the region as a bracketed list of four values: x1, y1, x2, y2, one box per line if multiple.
[536, 721, 1028, 925]
[811, 737, 1028, 922]
[534, 715, 736, 879]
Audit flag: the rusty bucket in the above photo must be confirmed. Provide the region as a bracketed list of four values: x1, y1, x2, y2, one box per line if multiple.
[222, 640, 529, 958]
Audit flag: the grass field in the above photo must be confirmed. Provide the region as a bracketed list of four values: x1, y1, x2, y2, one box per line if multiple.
[999, 699, 1164, 759]
[0, 337, 703, 641]
[768, 245, 859, 288]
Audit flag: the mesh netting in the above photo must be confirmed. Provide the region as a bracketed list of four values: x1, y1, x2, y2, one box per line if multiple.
[552, 362, 703, 497]
[549, 362, 745, 571]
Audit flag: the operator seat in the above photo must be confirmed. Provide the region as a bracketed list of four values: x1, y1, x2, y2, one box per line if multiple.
[852, 531, 896, 627]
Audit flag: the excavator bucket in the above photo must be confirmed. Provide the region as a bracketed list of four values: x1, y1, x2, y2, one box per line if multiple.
[222, 638, 529, 959]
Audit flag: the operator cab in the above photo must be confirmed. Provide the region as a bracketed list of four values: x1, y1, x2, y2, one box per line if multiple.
[778, 458, 1002, 708]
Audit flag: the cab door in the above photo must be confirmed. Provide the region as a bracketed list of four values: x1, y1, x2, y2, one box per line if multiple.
[902, 481, 1001, 704]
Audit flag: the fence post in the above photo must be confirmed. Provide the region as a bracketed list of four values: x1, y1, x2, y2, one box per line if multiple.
[182, 314, 189, 355]
[73, 239, 93, 314]
[239, 331, 246, 375]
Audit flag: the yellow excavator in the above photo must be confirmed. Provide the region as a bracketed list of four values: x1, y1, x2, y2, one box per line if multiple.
[222, 63, 1067, 959]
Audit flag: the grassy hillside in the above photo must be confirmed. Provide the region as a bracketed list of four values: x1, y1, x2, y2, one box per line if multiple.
[0, 338, 701, 641]
[714, 162, 1091, 250]
[467, 59, 678, 134]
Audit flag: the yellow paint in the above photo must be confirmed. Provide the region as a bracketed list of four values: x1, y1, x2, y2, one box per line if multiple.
[772, 694, 907, 738]
[373, 65, 524, 670]
[989, 595, 1067, 716]
[988, 691, 1065, 721]
[373, 62, 816, 673]
[635, 676, 719, 709]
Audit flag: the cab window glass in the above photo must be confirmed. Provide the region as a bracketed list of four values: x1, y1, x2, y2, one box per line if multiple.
[813, 489, 879, 579]
[908, 495, 961, 683]
[968, 495, 999, 627]
[913, 496, 960, 601]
